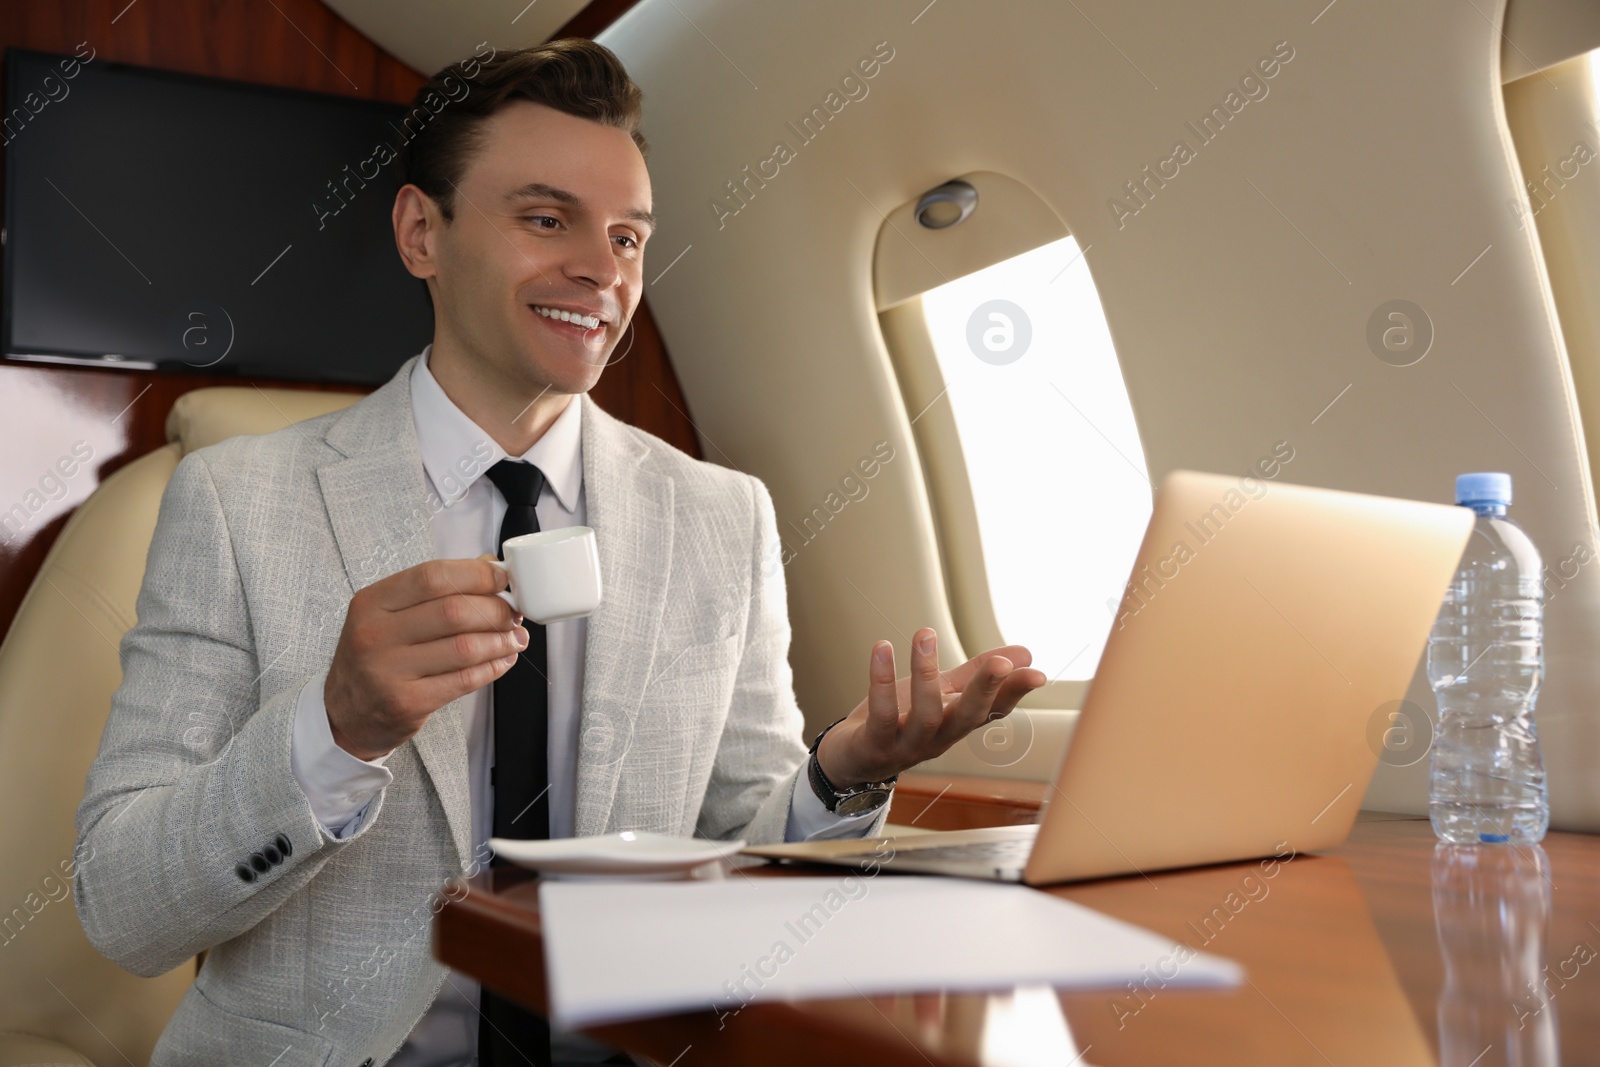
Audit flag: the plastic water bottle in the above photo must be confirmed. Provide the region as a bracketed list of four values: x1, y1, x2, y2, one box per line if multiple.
[1426, 472, 1548, 844]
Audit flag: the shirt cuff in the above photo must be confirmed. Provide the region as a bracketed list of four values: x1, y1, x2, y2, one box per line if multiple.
[783, 758, 890, 842]
[289, 670, 395, 839]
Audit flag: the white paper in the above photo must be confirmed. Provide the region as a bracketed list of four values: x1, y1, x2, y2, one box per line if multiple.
[539, 873, 1243, 1028]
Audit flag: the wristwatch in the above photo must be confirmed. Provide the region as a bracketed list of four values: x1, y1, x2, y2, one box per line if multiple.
[807, 715, 897, 816]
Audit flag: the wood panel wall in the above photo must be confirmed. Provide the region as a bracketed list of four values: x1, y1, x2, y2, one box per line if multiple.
[0, 0, 693, 646]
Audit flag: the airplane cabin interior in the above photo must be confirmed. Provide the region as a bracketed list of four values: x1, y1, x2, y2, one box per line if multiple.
[2, 1, 1600, 1064]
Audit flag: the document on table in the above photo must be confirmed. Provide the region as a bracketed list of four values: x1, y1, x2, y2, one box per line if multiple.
[538, 874, 1243, 1028]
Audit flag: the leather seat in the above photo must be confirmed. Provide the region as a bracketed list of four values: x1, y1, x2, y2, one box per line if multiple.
[0, 385, 364, 1067]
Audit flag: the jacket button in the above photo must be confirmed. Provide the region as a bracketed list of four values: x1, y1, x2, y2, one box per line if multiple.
[262, 843, 282, 865]
[235, 863, 257, 883]
[360, 1060, 373, 1066]
[275, 833, 293, 858]
[249, 852, 270, 874]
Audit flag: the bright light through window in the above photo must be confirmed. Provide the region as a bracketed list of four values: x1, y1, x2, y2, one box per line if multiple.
[920, 236, 1150, 681]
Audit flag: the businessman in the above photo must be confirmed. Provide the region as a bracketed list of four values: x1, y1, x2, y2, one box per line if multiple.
[74, 39, 1046, 1067]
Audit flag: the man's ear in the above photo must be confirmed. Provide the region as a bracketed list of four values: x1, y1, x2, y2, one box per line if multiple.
[392, 184, 442, 280]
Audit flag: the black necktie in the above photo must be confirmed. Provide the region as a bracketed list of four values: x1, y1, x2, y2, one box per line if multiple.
[478, 459, 552, 1067]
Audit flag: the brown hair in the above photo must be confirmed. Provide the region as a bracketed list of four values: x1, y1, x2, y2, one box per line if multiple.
[394, 38, 647, 222]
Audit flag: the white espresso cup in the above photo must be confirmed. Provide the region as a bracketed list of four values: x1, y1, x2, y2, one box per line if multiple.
[488, 526, 603, 625]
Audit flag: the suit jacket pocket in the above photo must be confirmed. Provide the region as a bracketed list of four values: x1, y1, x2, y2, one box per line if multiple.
[152, 981, 335, 1067]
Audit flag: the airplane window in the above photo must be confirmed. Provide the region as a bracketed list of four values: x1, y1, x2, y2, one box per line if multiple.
[919, 236, 1149, 681]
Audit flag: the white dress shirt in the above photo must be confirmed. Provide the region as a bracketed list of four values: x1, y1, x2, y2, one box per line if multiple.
[287, 344, 882, 1065]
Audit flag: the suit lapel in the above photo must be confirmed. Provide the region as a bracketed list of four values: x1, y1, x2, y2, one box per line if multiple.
[572, 393, 675, 837]
[315, 355, 474, 869]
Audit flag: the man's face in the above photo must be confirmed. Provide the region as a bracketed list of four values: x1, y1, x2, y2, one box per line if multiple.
[418, 100, 654, 396]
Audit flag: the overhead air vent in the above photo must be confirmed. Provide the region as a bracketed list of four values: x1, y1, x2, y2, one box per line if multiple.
[915, 179, 979, 229]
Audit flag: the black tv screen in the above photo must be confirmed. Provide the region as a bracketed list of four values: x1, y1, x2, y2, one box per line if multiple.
[2, 47, 432, 386]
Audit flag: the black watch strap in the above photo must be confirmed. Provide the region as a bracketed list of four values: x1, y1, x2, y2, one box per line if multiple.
[806, 716, 897, 815]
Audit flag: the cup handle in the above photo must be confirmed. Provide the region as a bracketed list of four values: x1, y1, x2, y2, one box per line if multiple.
[486, 558, 516, 608]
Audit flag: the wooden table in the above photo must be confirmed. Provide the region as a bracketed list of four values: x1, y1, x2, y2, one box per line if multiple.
[434, 775, 1600, 1065]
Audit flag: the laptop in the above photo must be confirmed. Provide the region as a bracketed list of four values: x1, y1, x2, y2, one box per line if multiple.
[743, 469, 1474, 885]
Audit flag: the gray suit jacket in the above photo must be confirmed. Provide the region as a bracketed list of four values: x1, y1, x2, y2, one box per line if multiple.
[73, 354, 889, 1066]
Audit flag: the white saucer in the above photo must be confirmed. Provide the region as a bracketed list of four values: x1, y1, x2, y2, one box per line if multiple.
[489, 832, 746, 876]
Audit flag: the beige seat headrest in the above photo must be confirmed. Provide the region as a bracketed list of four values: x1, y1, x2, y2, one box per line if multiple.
[164, 386, 365, 455]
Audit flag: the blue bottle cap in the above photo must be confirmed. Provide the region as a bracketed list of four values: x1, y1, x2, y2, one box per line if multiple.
[1455, 472, 1512, 507]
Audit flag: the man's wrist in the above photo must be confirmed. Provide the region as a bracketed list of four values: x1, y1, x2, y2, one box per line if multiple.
[323, 677, 395, 761]
[813, 720, 863, 788]
[292, 672, 394, 836]
[326, 708, 394, 762]
[808, 717, 896, 815]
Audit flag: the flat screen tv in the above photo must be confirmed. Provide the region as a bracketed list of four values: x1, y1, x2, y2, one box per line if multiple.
[2, 47, 433, 386]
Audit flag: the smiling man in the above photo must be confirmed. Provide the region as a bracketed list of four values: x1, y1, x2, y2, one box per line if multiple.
[74, 39, 1045, 1067]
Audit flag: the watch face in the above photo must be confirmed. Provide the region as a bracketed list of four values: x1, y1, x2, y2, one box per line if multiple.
[836, 789, 889, 817]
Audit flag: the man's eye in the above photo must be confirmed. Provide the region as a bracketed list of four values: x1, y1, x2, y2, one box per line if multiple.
[613, 234, 638, 250]
[523, 215, 560, 229]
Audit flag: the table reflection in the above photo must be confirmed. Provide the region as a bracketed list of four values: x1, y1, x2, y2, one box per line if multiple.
[837, 983, 1083, 1066]
[1432, 844, 1558, 1067]
[976, 985, 1082, 1066]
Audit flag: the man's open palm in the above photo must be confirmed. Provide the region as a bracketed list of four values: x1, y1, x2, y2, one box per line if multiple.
[815, 628, 1048, 787]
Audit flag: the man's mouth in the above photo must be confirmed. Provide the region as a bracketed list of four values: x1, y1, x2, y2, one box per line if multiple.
[529, 303, 610, 353]
[530, 304, 605, 331]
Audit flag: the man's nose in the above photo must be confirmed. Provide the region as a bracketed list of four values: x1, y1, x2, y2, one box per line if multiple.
[563, 225, 621, 292]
